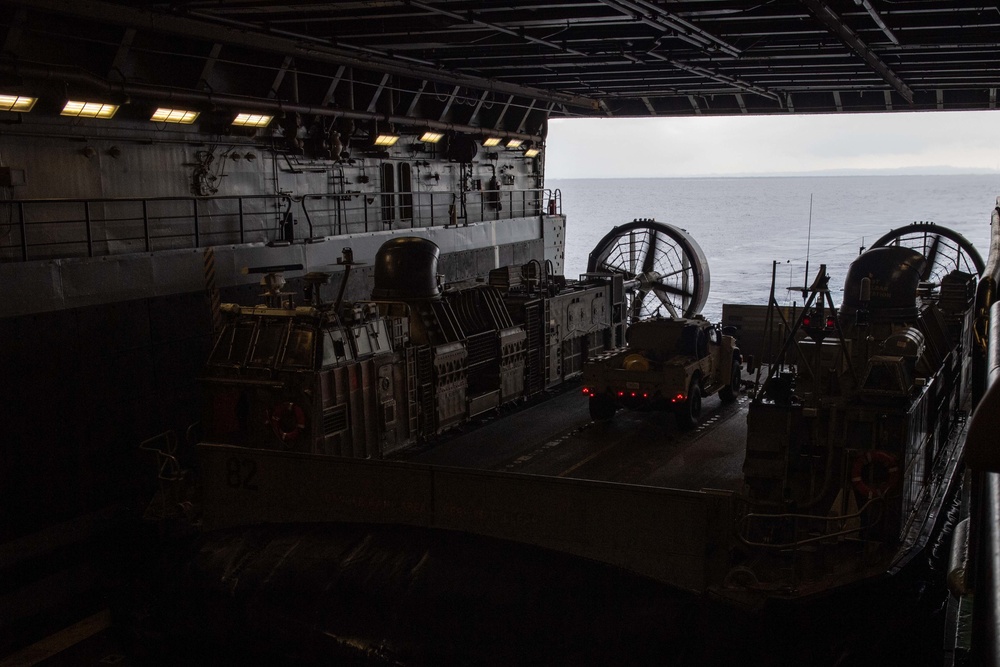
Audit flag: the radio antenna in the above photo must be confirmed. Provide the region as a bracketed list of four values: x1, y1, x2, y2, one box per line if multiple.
[803, 193, 813, 295]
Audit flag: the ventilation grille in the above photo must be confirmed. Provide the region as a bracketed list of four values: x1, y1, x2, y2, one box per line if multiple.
[323, 405, 348, 435]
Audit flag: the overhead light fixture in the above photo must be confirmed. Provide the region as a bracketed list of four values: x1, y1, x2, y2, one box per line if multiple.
[506, 139, 523, 148]
[151, 107, 200, 124]
[61, 100, 118, 119]
[419, 131, 443, 143]
[482, 137, 502, 147]
[524, 148, 540, 158]
[0, 95, 37, 113]
[374, 133, 400, 147]
[232, 113, 273, 128]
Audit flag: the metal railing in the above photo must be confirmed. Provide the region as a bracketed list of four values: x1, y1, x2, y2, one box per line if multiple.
[736, 498, 881, 549]
[0, 187, 562, 262]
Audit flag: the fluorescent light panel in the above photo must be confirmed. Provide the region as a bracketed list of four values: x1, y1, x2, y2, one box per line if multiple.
[524, 148, 540, 158]
[151, 107, 200, 124]
[374, 133, 399, 146]
[0, 95, 37, 112]
[232, 113, 273, 128]
[419, 131, 443, 143]
[506, 139, 523, 148]
[482, 137, 501, 147]
[61, 100, 118, 119]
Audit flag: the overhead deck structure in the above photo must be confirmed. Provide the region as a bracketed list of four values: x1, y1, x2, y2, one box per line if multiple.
[2, 0, 999, 132]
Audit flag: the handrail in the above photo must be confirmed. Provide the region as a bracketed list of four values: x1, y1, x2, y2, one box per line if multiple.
[0, 187, 551, 263]
[737, 498, 881, 549]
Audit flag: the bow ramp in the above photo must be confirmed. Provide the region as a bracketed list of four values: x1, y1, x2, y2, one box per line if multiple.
[198, 443, 735, 594]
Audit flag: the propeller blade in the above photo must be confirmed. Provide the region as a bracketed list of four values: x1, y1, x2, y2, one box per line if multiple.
[630, 289, 647, 322]
[922, 234, 941, 281]
[642, 230, 658, 274]
[651, 287, 680, 319]
[653, 280, 694, 299]
[629, 232, 638, 276]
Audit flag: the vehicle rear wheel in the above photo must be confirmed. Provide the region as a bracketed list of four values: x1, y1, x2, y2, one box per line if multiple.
[589, 394, 617, 421]
[720, 360, 741, 403]
[676, 382, 701, 428]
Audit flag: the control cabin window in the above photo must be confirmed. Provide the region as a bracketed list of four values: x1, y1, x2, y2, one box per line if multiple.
[248, 320, 288, 367]
[354, 324, 373, 357]
[282, 326, 316, 369]
[321, 326, 354, 367]
[368, 319, 391, 354]
[209, 322, 255, 366]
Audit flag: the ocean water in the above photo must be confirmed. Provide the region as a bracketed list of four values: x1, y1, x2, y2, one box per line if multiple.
[550, 174, 1000, 321]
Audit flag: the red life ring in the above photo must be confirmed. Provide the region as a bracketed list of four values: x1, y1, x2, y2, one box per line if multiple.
[851, 450, 900, 499]
[270, 402, 306, 443]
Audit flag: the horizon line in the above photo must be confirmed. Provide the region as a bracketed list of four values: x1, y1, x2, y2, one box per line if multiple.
[547, 167, 1000, 180]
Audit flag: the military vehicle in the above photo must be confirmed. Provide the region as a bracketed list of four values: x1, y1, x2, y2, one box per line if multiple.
[581, 316, 742, 426]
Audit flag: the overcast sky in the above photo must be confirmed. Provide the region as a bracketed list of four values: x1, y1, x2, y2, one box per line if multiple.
[546, 110, 1000, 179]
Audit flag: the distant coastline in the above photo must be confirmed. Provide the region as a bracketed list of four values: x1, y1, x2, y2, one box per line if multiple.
[549, 167, 1000, 179]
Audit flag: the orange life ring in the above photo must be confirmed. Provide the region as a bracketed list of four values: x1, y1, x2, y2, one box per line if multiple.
[270, 401, 306, 443]
[851, 450, 900, 499]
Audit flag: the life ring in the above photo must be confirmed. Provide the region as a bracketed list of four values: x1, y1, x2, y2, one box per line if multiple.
[270, 402, 306, 443]
[851, 450, 900, 499]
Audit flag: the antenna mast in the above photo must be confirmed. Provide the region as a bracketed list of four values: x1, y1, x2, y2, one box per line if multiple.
[803, 193, 813, 295]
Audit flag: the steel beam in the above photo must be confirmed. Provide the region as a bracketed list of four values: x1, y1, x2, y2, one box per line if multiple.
[198, 43, 222, 92]
[10, 0, 601, 112]
[516, 99, 536, 134]
[800, 0, 914, 103]
[494, 95, 515, 130]
[469, 91, 490, 126]
[407, 0, 589, 59]
[321, 65, 347, 107]
[109, 27, 135, 81]
[404, 80, 428, 118]
[854, 0, 900, 46]
[366, 73, 391, 114]
[268, 55, 294, 100]
[599, 0, 742, 58]
[438, 85, 460, 123]
[648, 53, 782, 103]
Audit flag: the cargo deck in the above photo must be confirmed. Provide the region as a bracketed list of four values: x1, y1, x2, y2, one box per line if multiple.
[395, 376, 751, 492]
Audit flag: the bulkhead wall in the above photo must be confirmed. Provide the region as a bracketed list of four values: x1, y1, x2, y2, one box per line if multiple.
[0, 128, 549, 264]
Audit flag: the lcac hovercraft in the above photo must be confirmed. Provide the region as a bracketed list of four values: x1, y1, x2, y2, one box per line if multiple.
[198, 220, 705, 460]
[734, 222, 983, 598]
